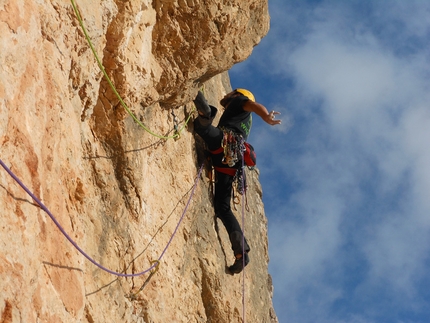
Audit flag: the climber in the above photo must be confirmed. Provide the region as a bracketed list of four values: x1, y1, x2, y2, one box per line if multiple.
[193, 88, 281, 274]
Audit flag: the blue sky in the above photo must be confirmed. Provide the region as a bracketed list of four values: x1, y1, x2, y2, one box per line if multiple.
[230, 1, 430, 322]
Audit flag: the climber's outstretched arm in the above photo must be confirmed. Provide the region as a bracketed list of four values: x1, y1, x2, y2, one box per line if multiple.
[243, 101, 282, 126]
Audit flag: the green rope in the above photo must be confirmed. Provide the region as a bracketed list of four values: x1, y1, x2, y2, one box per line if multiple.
[70, 0, 194, 139]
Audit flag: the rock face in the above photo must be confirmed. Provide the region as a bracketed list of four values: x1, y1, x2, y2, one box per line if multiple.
[0, 0, 277, 322]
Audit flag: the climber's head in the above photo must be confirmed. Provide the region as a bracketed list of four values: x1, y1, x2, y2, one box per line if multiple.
[234, 88, 255, 102]
[220, 88, 255, 108]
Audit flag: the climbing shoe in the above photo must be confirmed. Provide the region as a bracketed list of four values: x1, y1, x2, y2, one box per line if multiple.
[228, 252, 249, 274]
[193, 91, 211, 119]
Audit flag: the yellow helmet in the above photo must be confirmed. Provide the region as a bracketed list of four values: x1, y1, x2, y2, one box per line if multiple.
[235, 88, 255, 102]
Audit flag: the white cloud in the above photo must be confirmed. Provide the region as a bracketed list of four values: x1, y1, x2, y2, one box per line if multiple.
[362, 213, 430, 296]
[230, 1, 430, 322]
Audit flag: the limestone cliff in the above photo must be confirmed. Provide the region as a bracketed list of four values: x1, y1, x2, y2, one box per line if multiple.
[0, 0, 277, 322]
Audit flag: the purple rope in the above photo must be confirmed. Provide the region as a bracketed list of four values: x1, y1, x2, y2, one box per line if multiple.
[0, 158, 203, 277]
[157, 164, 204, 261]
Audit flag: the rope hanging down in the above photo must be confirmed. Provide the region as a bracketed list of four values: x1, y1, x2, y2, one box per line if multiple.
[70, 0, 194, 140]
[0, 158, 204, 277]
[240, 140, 247, 323]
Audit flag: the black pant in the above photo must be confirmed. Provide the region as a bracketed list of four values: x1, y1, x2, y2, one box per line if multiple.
[214, 171, 250, 255]
[194, 117, 250, 256]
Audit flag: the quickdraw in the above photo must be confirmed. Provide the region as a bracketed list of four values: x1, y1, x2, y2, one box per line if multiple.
[126, 260, 160, 300]
[221, 128, 242, 167]
[233, 183, 250, 212]
[171, 110, 180, 140]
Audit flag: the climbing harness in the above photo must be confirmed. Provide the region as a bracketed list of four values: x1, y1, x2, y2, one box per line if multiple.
[217, 128, 256, 195]
[220, 128, 242, 167]
[0, 158, 204, 277]
[70, 0, 194, 140]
